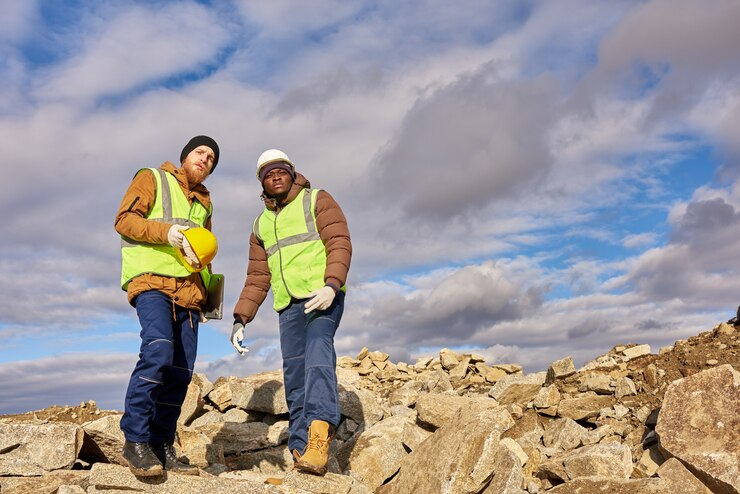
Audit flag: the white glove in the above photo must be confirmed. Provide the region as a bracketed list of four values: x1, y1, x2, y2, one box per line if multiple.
[181, 235, 201, 269]
[167, 224, 187, 248]
[199, 312, 208, 324]
[231, 322, 250, 355]
[304, 286, 336, 314]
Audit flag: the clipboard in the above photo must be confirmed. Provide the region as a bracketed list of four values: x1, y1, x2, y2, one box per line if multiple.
[202, 273, 224, 320]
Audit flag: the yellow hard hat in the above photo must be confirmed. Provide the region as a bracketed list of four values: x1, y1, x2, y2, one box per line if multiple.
[176, 227, 218, 272]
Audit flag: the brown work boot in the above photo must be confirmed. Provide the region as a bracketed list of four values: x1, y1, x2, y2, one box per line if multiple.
[295, 420, 332, 476]
[290, 448, 302, 470]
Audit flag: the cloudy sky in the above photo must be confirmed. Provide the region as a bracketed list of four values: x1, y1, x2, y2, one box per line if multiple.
[2, 0, 740, 414]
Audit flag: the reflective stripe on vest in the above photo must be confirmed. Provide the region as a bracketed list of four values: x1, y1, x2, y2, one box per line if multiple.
[120, 168, 212, 290]
[255, 188, 330, 311]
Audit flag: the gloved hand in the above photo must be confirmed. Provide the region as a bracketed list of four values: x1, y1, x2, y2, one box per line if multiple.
[167, 224, 187, 248]
[231, 322, 250, 355]
[304, 286, 336, 314]
[199, 312, 208, 324]
[181, 235, 201, 269]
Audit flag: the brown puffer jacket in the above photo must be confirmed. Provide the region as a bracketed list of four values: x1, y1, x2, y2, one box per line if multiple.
[233, 173, 352, 324]
[114, 162, 212, 309]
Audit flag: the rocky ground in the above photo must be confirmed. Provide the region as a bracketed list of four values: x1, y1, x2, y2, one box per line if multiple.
[1, 320, 738, 494]
[1, 400, 118, 425]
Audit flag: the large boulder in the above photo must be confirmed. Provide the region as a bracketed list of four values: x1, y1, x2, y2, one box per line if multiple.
[379, 402, 514, 494]
[656, 364, 739, 494]
[0, 422, 84, 476]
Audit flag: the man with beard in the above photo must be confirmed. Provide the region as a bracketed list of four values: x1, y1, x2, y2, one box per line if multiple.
[231, 149, 351, 476]
[114, 135, 219, 476]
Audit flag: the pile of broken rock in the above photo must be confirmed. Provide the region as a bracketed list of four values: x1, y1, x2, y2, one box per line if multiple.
[1, 322, 738, 493]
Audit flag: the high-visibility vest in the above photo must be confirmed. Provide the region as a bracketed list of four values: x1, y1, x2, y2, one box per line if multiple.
[120, 168, 212, 291]
[254, 188, 343, 311]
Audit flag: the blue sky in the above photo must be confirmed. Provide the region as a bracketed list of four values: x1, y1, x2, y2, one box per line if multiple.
[2, 0, 740, 414]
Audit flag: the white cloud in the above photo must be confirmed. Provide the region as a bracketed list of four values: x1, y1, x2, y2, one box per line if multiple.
[0, 1, 37, 42]
[622, 232, 658, 248]
[33, 2, 231, 103]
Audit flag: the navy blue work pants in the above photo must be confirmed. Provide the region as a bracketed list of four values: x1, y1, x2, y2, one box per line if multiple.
[279, 291, 344, 453]
[120, 290, 198, 444]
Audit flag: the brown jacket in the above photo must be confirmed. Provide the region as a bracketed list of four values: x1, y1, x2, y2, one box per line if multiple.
[233, 173, 352, 324]
[114, 162, 212, 309]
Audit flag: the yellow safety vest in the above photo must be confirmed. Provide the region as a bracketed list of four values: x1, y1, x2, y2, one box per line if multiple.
[254, 188, 343, 311]
[120, 168, 212, 291]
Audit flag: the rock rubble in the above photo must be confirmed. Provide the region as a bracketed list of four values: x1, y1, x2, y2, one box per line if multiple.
[1, 321, 738, 493]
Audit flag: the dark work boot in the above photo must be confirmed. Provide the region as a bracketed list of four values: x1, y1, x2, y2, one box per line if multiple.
[122, 441, 164, 477]
[151, 442, 198, 475]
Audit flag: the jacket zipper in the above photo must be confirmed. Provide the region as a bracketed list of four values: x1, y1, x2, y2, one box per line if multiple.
[272, 210, 296, 300]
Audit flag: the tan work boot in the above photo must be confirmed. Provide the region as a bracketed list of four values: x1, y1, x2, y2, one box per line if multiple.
[295, 420, 332, 476]
[290, 448, 302, 471]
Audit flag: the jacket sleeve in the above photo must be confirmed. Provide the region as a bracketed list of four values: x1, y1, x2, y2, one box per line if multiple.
[315, 190, 352, 292]
[114, 169, 171, 243]
[233, 232, 272, 324]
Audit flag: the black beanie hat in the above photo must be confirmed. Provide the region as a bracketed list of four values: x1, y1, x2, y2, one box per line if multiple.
[180, 135, 220, 173]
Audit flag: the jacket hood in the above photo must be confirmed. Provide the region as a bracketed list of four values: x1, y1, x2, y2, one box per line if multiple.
[262, 172, 310, 211]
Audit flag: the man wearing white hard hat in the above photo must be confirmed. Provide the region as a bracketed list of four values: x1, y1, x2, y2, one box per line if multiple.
[232, 148, 352, 476]
[114, 135, 220, 476]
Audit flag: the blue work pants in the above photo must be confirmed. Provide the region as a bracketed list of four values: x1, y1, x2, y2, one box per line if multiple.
[120, 290, 199, 444]
[279, 291, 344, 453]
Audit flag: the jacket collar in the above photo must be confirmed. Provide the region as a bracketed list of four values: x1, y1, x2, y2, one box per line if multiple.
[161, 161, 211, 208]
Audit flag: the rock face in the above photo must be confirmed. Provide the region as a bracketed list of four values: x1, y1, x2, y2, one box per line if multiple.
[0, 321, 738, 493]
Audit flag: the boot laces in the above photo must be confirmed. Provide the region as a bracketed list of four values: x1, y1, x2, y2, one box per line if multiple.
[307, 433, 329, 454]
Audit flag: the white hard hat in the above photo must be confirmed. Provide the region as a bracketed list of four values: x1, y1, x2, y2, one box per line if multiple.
[256, 149, 295, 180]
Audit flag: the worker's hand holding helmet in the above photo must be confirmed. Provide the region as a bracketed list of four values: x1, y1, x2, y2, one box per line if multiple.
[167, 224, 187, 248]
[231, 322, 250, 355]
[181, 236, 201, 270]
[304, 286, 336, 313]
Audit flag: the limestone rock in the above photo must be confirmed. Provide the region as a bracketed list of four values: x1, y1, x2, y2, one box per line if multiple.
[440, 348, 462, 370]
[0, 471, 88, 494]
[338, 384, 384, 427]
[546, 356, 576, 384]
[557, 393, 615, 421]
[533, 384, 560, 416]
[178, 381, 206, 425]
[657, 457, 713, 493]
[415, 393, 498, 429]
[481, 445, 526, 493]
[541, 442, 633, 482]
[342, 415, 411, 490]
[622, 344, 652, 360]
[0, 422, 84, 476]
[547, 476, 669, 493]
[207, 372, 287, 415]
[656, 364, 739, 494]
[542, 417, 586, 452]
[80, 413, 125, 465]
[380, 402, 514, 494]
[489, 371, 546, 405]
